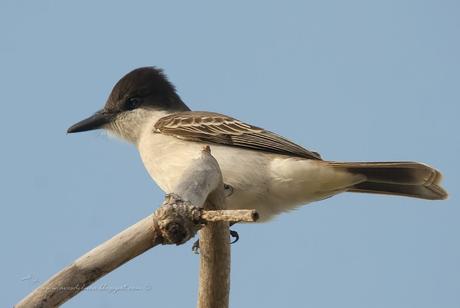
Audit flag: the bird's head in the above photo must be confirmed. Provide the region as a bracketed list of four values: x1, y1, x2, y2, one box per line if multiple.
[67, 67, 189, 143]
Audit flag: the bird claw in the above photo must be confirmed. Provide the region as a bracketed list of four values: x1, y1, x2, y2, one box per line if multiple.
[230, 229, 239, 244]
[191, 229, 240, 254]
[192, 239, 200, 254]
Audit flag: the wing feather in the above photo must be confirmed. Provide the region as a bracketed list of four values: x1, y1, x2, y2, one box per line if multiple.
[154, 111, 321, 160]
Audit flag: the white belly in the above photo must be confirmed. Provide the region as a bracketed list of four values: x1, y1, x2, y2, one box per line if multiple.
[138, 132, 362, 221]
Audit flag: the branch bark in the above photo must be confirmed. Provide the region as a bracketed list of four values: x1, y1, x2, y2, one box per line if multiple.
[170, 145, 231, 308]
[193, 147, 230, 308]
[198, 196, 230, 308]
[16, 147, 258, 308]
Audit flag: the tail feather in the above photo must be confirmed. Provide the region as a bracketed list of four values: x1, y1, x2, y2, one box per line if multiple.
[329, 161, 448, 200]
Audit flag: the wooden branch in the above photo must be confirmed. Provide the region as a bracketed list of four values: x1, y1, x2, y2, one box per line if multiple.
[16, 214, 159, 308]
[16, 147, 258, 308]
[201, 209, 259, 223]
[166, 144, 233, 308]
[197, 190, 230, 308]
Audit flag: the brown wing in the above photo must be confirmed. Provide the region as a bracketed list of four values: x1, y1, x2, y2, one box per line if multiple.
[154, 111, 321, 160]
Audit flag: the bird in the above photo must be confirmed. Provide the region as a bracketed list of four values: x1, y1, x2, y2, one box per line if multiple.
[67, 67, 447, 222]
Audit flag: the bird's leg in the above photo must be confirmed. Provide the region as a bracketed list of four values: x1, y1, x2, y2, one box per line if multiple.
[224, 183, 233, 197]
[191, 222, 239, 253]
[224, 183, 238, 243]
[192, 239, 200, 254]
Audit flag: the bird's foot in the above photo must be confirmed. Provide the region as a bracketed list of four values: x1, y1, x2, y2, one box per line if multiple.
[191, 228, 240, 254]
[192, 239, 200, 254]
[230, 229, 239, 244]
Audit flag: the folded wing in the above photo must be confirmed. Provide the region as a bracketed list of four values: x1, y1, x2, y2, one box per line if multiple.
[154, 111, 321, 160]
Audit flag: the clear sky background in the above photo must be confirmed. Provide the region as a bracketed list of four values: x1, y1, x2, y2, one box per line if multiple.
[1, 1, 459, 307]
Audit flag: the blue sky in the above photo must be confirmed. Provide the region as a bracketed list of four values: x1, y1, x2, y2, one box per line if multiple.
[1, 1, 459, 307]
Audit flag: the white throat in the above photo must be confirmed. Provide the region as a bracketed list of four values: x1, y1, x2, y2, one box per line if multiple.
[105, 108, 171, 145]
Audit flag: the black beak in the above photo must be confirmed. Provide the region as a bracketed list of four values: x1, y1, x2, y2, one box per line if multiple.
[67, 110, 114, 134]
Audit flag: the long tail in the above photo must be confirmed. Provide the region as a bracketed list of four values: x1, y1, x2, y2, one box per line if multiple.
[329, 161, 448, 200]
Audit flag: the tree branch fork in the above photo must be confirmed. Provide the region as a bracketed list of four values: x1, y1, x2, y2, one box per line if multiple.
[16, 147, 258, 308]
[154, 193, 258, 245]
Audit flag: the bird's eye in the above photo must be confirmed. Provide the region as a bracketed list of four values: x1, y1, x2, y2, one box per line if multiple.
[124, 97, 142, 110]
